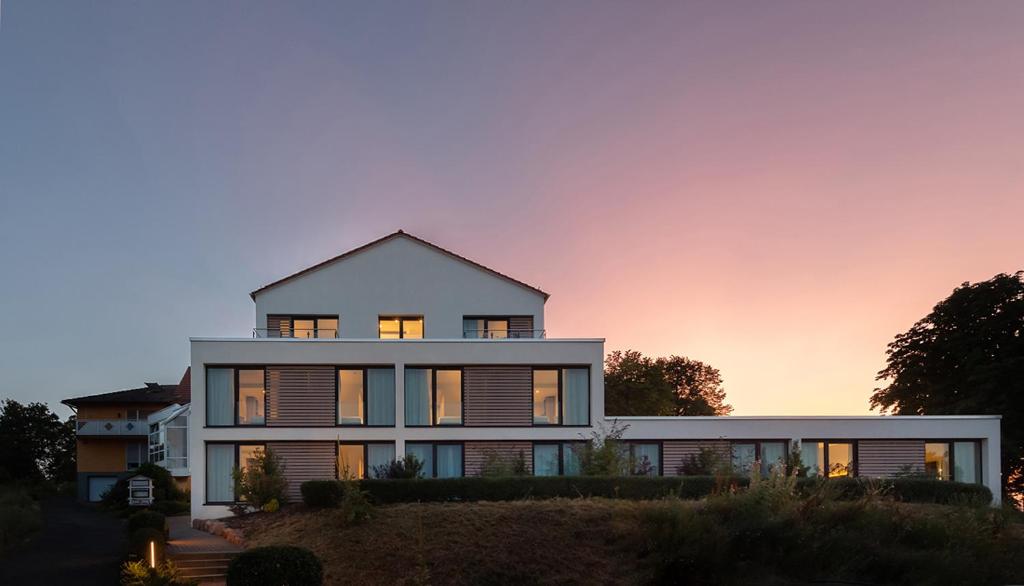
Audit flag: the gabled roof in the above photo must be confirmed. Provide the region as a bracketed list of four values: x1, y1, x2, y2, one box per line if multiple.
[249, 230, 550, 301]
[62, 383, 180, 407]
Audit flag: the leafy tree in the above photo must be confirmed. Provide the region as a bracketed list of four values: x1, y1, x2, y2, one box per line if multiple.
[573, 420, 630, 476]
[604, 350, 732, 416]
[869, 271, 1024, 504]
[232, 447, 288, 513]
[0, 399, 76, 482]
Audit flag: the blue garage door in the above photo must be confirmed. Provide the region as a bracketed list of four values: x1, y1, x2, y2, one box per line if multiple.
[88, 476, 117, 502]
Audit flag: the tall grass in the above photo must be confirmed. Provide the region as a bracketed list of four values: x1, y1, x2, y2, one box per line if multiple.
[637, 471, 1022, 585]
[0, 485, 42, 555]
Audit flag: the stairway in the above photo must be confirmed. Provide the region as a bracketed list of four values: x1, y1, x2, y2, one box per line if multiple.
[169, 551, 239, 583]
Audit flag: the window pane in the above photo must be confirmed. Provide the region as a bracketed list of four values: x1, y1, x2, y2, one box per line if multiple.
[953, 442, 978, 484]
[402, 317, 424, 339]
[238, 445, 262, 473]
[533, 444, 560, 476]
[338, 369, 365, 425]
[368, 444, 396, 478]
[800, 441, 824, 476]
[562, 368, 589, 425]
[339, 444, 365, 479]
[562, 443, 582, 476]
[405, 368, 431, 426]
[463, 319, 482, 339]
[760, 442, 787, 477]
[486, 320, 508, 339]
[827, 442, 854, 477]
[732, 443, 756, 476]
[293, 319, 315, 339]
[316, 318, 338, 338]
[237, 369, 265, 425]
[206, 368, 234, 426]
[436, 444, 463, 478]
[533, 370, 559, 425]
[406, 443, 433, 478]
[206, 444, 235, 502]
[366, 369, 395, 426]
[925, 442, 950, 481]
[379, 317, 401, 339]
[632, 444, 660, 476]
[435, 370, 462, 425]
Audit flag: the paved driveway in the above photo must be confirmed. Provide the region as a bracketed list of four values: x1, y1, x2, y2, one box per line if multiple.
[0, 496, 126, 585]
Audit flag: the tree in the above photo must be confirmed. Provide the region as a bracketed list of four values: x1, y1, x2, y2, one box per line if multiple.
[0, 399, 76, 483]
[869, 271, 1024, 504]
[233, 447, 288, 513]
[604, 350, 732, 417]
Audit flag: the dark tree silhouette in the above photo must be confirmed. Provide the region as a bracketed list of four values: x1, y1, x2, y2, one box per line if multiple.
[605, 350, 732, 417]
[0, 399, 76, 482]
[870, 271, 1024, 503]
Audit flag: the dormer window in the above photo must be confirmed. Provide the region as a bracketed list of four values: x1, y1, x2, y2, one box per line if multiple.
[267, 315, 338, 338]
[379, 316, 423, 339]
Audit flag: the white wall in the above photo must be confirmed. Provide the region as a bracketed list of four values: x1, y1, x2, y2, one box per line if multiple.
[254, 236, 547, 338]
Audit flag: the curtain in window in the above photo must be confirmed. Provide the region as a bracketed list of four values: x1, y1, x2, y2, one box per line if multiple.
[562, 368, 589, 425]
[800, 441, 822, 476]
[404, 369, 431, 426]
[533, 444, 560, 476]
[731, 443, 756, 475]
[760, 442, 787, 476]
[954, 442, 978, 484]
[561, 443, 582, 476]
[436, 444, 463, 478]
[206, 369, 234, 426]
[406, 443, 433, 478]
[367, 369, 396, 426]
[206, 444, 235, 502]
[367, 444, 396, 478]
[633, 443, 660, 476]
[462, 319, 480, 339]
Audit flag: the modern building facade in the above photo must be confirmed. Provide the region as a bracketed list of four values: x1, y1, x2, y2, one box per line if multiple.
[190, 231, 1001, 519]
[63, 368, 190, 502]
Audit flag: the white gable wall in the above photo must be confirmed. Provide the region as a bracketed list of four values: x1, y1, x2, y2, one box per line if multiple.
[254, 236, 546, 338]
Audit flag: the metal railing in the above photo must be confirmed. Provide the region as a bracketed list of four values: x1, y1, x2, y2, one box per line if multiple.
[463, 329, 546, 339]
[253, 328, 339, 339]
[77, 419, 148, 436]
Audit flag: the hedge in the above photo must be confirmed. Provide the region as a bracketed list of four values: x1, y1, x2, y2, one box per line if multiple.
[301, 480, 346, 508]
[793, 477, 992, 505]
[227, 545, 323, 586]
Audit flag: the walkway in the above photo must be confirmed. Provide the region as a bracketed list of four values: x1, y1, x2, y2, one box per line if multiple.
[167, 516, 243, 555]
[0, 496, 126, 585]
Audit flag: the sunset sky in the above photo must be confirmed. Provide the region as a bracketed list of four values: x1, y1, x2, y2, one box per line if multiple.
[1, 2, 1022, 417]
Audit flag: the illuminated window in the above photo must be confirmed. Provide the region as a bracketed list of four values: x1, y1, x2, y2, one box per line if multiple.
[800, 441, 854, 477]
[462, 318, 509, 339]
[404, 368, 461, 426]
[533, 370, 559, 425]
[435, 370, 462, 425]
[270, 315, 339, 338]
[532, 368, 589, 426]
[237, 369, 266, 425]
[925, 441, 980, 483]
[338, 444, 365, 479]
[379, 316, 423, 339]
[238, 444, 263, 474]
[338, 370, 365, 425]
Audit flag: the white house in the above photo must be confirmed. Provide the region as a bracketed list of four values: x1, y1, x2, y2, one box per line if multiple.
[189, 231, 1001, 519]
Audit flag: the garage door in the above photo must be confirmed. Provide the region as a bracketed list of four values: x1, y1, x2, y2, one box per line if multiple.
[87, 476, 118, 502]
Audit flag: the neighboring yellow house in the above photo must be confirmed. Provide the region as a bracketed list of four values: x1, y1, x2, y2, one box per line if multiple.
[63, 369, 189, 502]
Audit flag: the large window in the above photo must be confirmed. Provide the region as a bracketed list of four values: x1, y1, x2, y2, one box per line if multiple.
[628, 442, 661, 476]
[206, 443, 263, 504]
[532, 368, 590, 426]
[339, 443, 397, 479]
[731, 441, 788, 477]
[338, 368, 396, 426]
[532, 442, 583, 476]
[206, 367, 266, 426]
[406, 443, 463, 478]
[801, 441, 855, 477]
[926, 441, 980, 483]
[379, 316, 423, 339]
[404, 368, 462, 426]
[462, 317, 509, 339]
[271, 315, 339, 338]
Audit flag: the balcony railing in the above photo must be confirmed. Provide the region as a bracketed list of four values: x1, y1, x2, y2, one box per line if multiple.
[463, 329, 546, 339]
[77, 419, 148, 436]
[253, 328, 339, 339]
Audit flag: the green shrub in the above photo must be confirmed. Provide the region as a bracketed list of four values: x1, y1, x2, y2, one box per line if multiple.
[340, 482, 373, 524]
[129, 527, 167, 562]
[793, 477, 992, 505]
[479, 449, 529, 477]
[121, 559, 195, 586]
[226, 545, 323, 586]
[232, 447, 288, 513]
[301, 480, 345, 508]
[371, 455, 423, 479]
[128, 510, 168, 537]
[102, 464, 185, 509]
[0, 488, 41, 554]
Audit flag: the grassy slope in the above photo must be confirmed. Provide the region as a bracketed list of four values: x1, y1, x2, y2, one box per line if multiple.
[240, 499, 648, 585]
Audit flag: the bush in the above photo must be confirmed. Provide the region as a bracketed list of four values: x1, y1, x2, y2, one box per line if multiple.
[128, 510, 168, 537]
[371, 455, 423, 479]
[358, 475, 751, 504]
[793, 477, 992, 505]
[121, 559, 195, 586]
[479, 449, 529, 477]
[0, 487, 41, 554]
[301, 480, 345, 508]
[232, 447, 288, 513]
[226, 545, 323, 586]
[101, 464, 188, 513]
[129, 527, 166, 561]
[340, 482, 373, 524]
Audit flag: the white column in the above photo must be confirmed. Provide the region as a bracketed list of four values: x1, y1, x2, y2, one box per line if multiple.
[984, 434, 1002, 506]
[394, 362, 405, 458]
